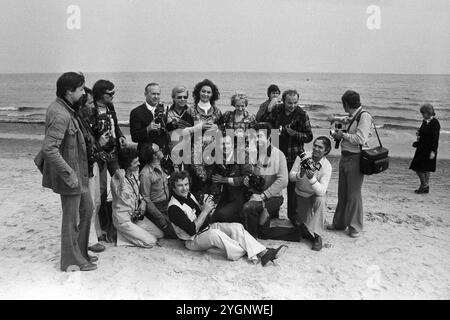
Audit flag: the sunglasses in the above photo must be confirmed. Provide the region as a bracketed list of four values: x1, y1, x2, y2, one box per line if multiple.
[103, 91, 115, 97]
[176, 95, 188, 100]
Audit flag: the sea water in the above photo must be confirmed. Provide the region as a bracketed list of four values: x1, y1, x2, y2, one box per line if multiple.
[1, 72, 449, 134]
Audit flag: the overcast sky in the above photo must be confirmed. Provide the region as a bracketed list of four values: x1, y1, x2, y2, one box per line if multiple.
[0, 0, 449, 74]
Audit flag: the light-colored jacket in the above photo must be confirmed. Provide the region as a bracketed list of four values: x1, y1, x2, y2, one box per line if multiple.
[35, 98, 89, 195]
[288, 152, 332, 198]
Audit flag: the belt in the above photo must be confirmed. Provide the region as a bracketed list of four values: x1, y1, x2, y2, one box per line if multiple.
[341, 151, 360, 156]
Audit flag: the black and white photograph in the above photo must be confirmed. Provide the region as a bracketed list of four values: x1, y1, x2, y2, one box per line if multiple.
[0, 0, 449, 301]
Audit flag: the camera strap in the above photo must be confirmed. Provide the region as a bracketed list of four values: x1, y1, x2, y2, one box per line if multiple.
[125, 175, 143, 211]
[347, 109, 383, 149]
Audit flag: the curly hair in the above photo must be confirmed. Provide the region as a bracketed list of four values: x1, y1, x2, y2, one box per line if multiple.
[118, 146, 139, 170]
[140, 144, 157, 165]
[168, 170, 192, 191]
[192, 79, 220, 106]
[267, 84, 280, 97]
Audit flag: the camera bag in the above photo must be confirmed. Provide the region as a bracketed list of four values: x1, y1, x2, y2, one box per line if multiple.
[349, 110, 389, 175]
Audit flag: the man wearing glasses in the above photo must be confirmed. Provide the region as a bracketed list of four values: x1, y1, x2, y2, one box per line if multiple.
[91, 79, 127, 243]
[130, 82, 170, 164]
[166, 86, 195, 167]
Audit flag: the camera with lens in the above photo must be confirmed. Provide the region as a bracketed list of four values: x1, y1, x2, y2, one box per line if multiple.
[96, 113, 112, 136]
[131, 209, 145, 223]
[92, 150, 112, 163]
[279, 123, 291, 136]
[94, 113, 116, 153]
[299, 152, 322, 173]
[154, 107, 166, 126]
[330, 120, 346, 149]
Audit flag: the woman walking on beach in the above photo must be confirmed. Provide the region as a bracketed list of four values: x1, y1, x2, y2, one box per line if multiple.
[410, 103, 440, 194]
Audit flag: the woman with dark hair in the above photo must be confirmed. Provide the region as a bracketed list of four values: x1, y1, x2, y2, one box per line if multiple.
[111, 147, 163, 247]
[139, 143, 177, 238]
[187, 79, 223, 204]
[256, 84, 280, 122]
[410, 103, 440, 194]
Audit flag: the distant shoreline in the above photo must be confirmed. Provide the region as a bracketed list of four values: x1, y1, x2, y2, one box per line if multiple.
[1, 71, 450, 76]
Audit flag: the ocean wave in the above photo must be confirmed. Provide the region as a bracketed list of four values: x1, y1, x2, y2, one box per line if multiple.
[301, 104, 330, 111]
[0, 119, 45, 124]
[364, 105, 416, 112]
[379, 124, 418, 131]
[116, 100, 144, 105]
[373, 115, 416, 123]
[0, 106, 45, 112]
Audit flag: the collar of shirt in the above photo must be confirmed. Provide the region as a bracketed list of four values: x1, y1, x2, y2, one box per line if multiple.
[197, 101, 212, 114]
[425, 116, 434, 124]
[169, 103, 188, 115]
[148, 163, 163, 174]
[349, 106, 362, 117]
[172, 192, 193, 205]
[145, 101, 157, 115]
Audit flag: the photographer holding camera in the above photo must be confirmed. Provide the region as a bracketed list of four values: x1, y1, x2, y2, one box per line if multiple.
[91, 80, 127, 244]
[241, 123, 288, 239]
[78, 87, 113, 253]
[288, 136, 332, 251]
[111, 147, 164, 248]
[261, 89, 313, 220]
[328, 90, 372, 238]
[130, 82, 170, 167]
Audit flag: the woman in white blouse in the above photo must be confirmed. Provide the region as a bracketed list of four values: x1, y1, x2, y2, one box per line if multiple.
[111, 147, 163, 248]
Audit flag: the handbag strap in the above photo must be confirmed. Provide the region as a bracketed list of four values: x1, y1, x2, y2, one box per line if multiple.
[347, 109, 383, 148]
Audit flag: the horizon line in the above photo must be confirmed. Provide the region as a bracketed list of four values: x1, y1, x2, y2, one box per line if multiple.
[1, 71, 449, 76]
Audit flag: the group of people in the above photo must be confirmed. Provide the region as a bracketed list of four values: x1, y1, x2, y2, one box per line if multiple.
[35, 72, 440, 272]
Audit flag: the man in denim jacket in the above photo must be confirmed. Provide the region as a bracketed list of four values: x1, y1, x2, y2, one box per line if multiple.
[35, 72, 97, 272]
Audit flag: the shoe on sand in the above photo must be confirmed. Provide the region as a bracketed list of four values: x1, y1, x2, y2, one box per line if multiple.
[88, 243, 105, 253]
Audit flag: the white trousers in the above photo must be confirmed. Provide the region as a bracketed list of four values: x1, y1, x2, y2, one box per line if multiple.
[88, 163, 103, 244]
[185, 222, 266, 261]
[116, 217, 164, 248]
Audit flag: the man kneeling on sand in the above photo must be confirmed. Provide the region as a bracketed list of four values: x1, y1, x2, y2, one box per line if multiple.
[288, 136, 332, 251]
[167, 171, 287, 266]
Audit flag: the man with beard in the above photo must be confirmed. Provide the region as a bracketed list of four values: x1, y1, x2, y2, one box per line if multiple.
[35, 72, 96, 271]
[263, 89, 313, 220]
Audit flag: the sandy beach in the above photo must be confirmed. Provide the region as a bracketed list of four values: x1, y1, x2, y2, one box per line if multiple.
[0, 122, 449, 299]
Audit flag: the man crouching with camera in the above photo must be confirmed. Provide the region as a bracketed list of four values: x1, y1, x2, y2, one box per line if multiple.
[288, 136, 332, 251]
